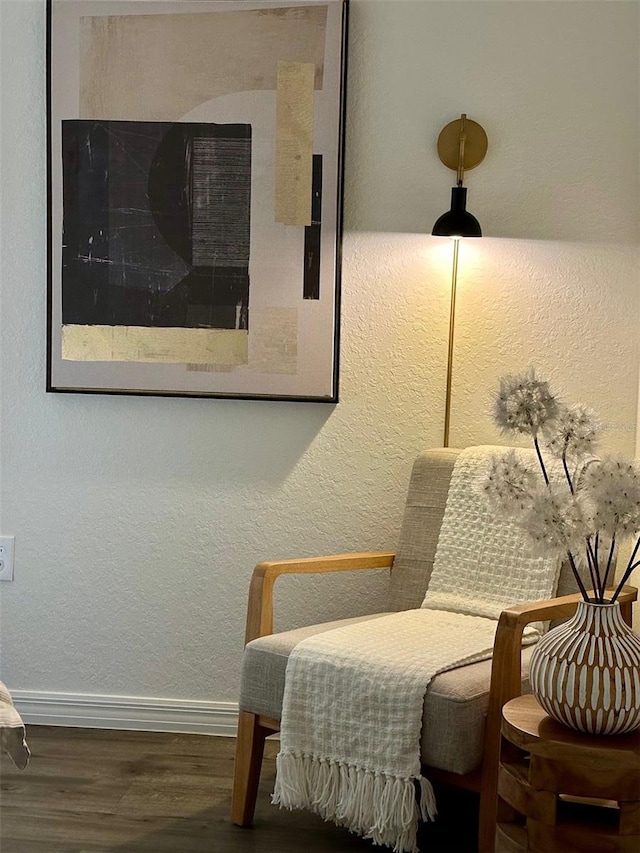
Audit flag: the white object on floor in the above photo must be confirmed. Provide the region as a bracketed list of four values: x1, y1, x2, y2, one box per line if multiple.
[0, 679, 30, 769]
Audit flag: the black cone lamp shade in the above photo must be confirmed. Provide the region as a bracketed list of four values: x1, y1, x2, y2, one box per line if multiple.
[432, 186, 481, 238]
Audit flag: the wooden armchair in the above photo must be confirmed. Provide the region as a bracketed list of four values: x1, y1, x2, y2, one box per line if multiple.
[231, 449, 637, 851]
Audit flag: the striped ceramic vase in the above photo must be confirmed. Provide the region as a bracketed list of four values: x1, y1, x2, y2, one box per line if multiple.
[529, 600, 640, 735]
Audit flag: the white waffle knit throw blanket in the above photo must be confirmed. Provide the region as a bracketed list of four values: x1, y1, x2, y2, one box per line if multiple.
[273, 447, 560, 852]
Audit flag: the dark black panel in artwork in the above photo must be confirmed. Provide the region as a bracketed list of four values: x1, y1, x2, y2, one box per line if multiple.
[61, 120, 251, 329]
[157, 267, 249, 329]
[303, 154, 323, 300]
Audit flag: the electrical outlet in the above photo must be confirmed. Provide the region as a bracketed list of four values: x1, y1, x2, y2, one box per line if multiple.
[0, 537, 15, 581]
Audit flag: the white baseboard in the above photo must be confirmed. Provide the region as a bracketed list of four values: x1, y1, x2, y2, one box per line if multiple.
[12, 690, 239, 736]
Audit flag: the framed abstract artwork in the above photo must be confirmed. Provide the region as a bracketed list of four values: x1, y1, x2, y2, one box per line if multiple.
[47, 0, 347, 401]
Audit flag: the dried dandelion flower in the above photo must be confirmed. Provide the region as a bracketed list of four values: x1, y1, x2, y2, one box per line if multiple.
[522, 490, 589, 557]
[579, 457, 640, 538]
[486, 370, 640, 602]
[483, 450, 539, 513]
[543, 404, 599, 461]
[493, 369, 560, 438]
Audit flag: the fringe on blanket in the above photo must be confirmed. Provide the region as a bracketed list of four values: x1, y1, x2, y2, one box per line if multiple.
[272, 751, 437, 853]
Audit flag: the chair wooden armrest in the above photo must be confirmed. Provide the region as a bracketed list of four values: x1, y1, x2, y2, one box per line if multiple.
[244, 551, 396, 644]
[234, 551, 395, 826]
[477, 585, 637, 852]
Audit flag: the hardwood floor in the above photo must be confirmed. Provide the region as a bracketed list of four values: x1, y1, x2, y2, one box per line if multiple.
[0, 726, 479, 852]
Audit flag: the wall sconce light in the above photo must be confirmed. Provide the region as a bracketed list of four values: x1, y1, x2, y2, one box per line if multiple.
[432, 114, 488, 447]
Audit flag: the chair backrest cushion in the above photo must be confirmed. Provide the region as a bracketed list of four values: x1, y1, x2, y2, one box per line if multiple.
[387, 449, 459, 612]
[387, 447, 589, 615]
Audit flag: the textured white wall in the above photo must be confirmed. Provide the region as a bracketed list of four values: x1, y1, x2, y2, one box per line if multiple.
[0, 0, 638, 706]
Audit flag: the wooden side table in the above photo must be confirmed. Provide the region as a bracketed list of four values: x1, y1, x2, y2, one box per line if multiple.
[496, 694, 640, 852]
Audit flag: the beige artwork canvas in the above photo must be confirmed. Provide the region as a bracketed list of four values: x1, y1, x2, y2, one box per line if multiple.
[47, 0, 347, 400]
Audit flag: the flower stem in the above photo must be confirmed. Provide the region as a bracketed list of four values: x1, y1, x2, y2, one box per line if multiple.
[585, 537, 601, 601]
[562, 450, 575, 495]
[534, 437, 550, 486]
[567, 551, 589, 601]
[600, 536, 616, 598]
[611, 536, 640, 603]
[611, 558, 640, 603]
[626, 536, 640, 577]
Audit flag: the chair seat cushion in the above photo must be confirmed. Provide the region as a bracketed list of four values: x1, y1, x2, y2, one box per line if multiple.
[240, 614, 533, 776]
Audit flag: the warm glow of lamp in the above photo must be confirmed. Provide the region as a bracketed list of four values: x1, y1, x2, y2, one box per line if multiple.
[432, 114, 488, 447]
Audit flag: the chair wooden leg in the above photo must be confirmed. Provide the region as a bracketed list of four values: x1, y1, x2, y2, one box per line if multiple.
[477, 684, 506, 852]
[231, 711, 269, 827]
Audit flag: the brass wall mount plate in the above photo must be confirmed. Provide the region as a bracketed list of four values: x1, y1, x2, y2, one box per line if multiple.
[437, 116, 488, 172]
